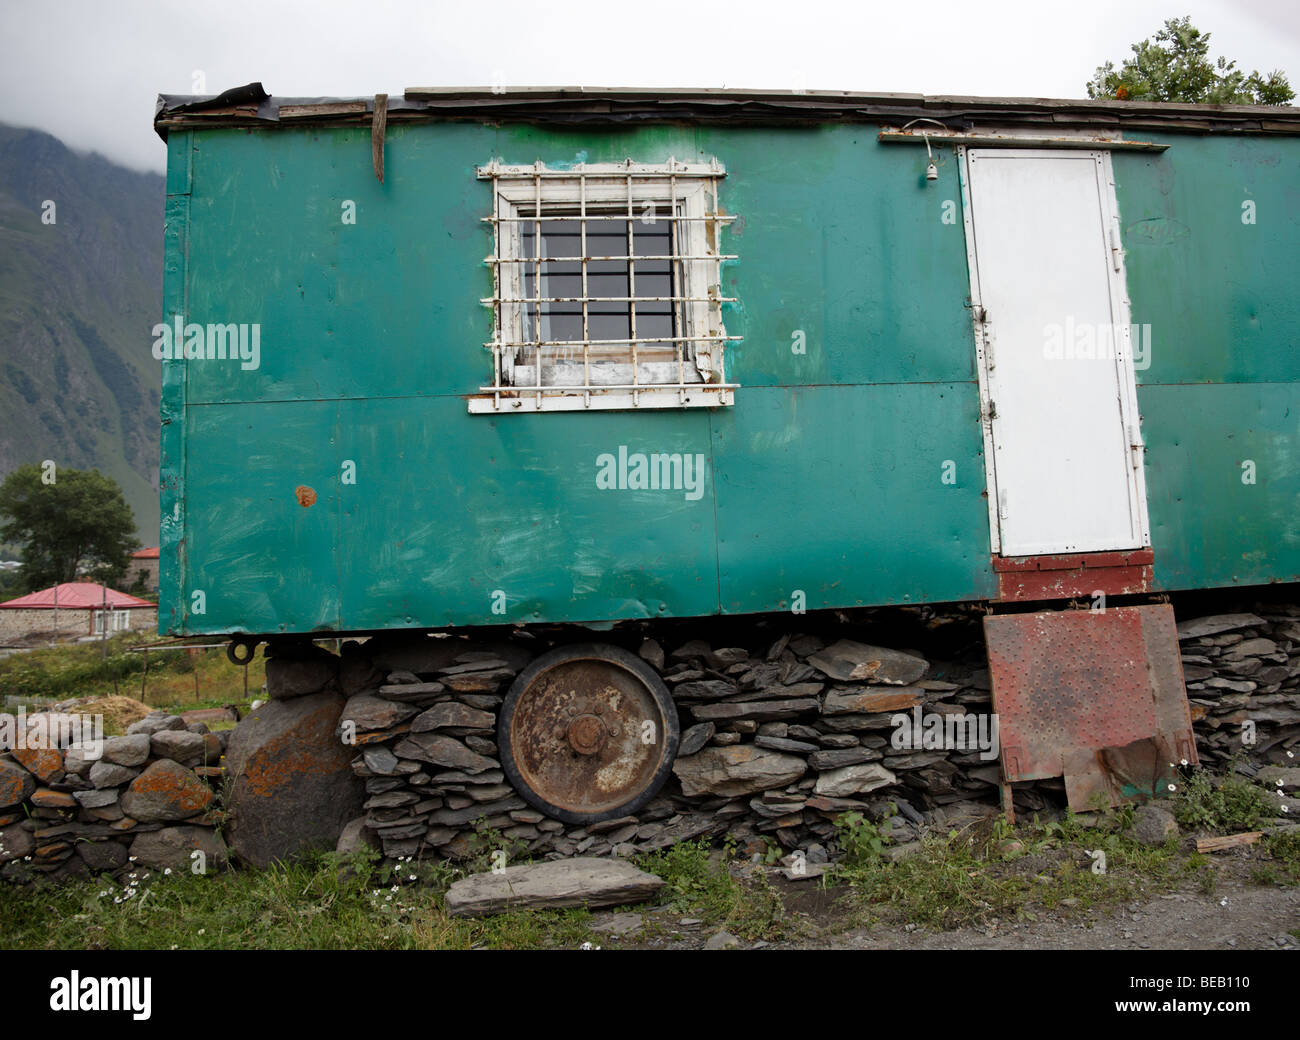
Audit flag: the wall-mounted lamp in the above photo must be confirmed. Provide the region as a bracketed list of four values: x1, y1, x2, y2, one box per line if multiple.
[901, 117, 950, 185]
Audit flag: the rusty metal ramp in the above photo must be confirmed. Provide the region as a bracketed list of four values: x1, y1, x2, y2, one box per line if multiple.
[984, 604, 1198, 814]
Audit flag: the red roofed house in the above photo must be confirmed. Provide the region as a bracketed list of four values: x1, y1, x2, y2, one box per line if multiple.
[0, 582, 157, 643]
[130, 546, 160, 593]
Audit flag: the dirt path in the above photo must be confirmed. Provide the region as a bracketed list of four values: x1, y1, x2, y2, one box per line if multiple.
[605, 860, 1300, 951]
[820, 882, 1300, 950]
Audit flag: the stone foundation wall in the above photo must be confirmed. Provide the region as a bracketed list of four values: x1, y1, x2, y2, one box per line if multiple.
[3, 604, 1297, 883]
[328, 606, 1299, 866]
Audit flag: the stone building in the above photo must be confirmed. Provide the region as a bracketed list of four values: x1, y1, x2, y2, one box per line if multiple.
[0, 582, 157, 644]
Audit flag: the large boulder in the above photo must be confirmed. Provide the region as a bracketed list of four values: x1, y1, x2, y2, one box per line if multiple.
[672, 746, 806, 797]
[120, 760, 212, 822]
[223, 691, 364, 867]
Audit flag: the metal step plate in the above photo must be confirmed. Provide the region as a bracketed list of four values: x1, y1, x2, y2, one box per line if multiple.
[985, 603, 1197, 812]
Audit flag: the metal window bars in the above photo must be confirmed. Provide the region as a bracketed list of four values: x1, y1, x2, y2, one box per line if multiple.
[470, 159, 741, 413]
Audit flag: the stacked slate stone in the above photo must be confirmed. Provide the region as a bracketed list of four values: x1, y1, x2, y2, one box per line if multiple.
[1178, 609, 1300, 780]
[335, 627, 1014, 864]
[653, 633, 1008, 852]
[0, 709, 228, 881]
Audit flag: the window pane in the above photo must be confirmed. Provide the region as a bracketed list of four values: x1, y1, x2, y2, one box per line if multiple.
[520, 214, 677, 347]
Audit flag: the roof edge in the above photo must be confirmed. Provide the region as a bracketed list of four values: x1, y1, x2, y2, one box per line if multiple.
[152, 84, 1300, 140]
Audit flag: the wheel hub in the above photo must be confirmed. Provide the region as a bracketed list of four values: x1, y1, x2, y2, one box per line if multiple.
[566, 713, 607, 755]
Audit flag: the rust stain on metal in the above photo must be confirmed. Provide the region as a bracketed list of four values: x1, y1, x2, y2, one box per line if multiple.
[509, 658, 663, 815]
[985, 603, 1197, 812]
[294, 485, 317, 507]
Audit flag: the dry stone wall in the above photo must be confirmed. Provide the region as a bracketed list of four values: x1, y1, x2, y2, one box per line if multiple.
[0, 709, 228, 880]
[3, 602, 1298, 883]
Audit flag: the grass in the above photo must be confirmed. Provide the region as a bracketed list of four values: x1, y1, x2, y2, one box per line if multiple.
[824, 807, 1199, 931]
[0, 847, 600, 951]
[0, 633, 266, 727]
[1248, 830, 1300, 887]
[0, 832, 796, 950]
[632, 839, 791, 942]
[1171, 766, 1276, 833]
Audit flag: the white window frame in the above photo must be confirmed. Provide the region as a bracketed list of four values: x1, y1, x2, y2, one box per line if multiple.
[93, 609, 130, 634]
[471, 159, 740, 413]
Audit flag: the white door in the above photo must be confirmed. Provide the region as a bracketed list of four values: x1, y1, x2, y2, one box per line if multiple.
[962, 148, 1149, 556]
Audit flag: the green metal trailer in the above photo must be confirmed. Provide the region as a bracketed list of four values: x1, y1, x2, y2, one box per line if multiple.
[150, 85, 1300, 820]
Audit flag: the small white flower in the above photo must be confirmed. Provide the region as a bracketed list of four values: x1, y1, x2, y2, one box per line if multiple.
[197, 928, 205, 935]
[1168, 784, 1177, 792]
[164, 868, 173, 875]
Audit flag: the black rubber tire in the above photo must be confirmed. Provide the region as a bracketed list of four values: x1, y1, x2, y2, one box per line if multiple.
[498, 642, 681, 825]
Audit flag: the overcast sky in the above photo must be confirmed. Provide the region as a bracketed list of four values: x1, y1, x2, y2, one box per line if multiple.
[1, 0, 1297, 172]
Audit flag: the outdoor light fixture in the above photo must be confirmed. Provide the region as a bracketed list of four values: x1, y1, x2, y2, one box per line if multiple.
[901, 117, 949, 184]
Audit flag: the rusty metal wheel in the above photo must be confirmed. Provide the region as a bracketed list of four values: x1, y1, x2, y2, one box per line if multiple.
[498, 643, 680, 825]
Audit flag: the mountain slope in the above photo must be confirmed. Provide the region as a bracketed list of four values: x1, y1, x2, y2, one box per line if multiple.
[0, 123, 163, 545]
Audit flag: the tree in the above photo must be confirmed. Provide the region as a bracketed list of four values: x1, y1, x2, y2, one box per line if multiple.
[0, 465, 139, 592]
[1087, 16, 1294, 105]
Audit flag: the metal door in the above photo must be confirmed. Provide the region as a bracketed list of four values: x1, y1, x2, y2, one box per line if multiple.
[961, 148, 1149, 556]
